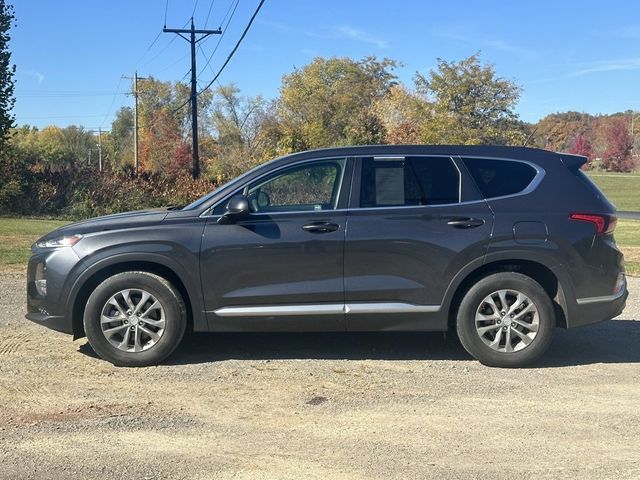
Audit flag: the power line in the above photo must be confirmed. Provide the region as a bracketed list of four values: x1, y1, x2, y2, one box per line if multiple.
[172, 0, 264, 115]
[197, 0, 239, 77]
[100, 0, 168, 131]
[197, 0, 265, 97]
[191, 0, 200, 18]
[100, 77, 125, 128]
[153, 3, 224, 76]
[133, 30, 163, 68]
[219, 0, 239, 29]
[155, 52, 190, 74]
[163, 20, 223, 179]
[204, 0, 216, 27]
[140, 18, 191, 69]
[17, 92, 127, 98]
[18, 89, 125, 94]
[179, 68, 192, 84]
[17, 114, 106, 119]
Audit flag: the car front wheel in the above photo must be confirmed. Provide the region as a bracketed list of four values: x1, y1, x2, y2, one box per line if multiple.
[83, 271, 186, 367]
[456, 272, 555, 368]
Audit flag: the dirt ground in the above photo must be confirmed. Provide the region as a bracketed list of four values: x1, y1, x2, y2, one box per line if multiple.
[0, 272, 639, 480]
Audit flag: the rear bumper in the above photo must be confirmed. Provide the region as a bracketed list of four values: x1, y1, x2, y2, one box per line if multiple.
[25, 312, 73, 335]
[569, 286, 628, 328]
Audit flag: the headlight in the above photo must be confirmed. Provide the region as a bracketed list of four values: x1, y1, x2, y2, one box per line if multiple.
[36, 234, 83, 248]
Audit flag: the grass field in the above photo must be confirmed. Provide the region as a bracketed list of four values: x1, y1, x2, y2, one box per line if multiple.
[0, 218, 68, 268]
[616, 219, 640, 275]
[0, 216, 637, 275]
[588, 172, 640, 211]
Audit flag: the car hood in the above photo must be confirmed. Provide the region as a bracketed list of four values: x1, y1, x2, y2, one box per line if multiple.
[37, 208, 172, 243]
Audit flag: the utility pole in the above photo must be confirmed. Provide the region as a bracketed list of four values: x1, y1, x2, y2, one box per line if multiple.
[164, 19, 222, 179]
[97, 127, 103, 172]
[123, 72, 146, 176]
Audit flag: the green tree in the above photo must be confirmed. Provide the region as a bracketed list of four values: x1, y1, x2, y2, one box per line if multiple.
[0, 0, 14, 151]
[204, 83, 274, 180]
[415, 53, 525, 145]
[372, 84, 428, 144]
[36, 126, 95, 171]
[277, 56, 397, 151]
[107, 106, 134, 171]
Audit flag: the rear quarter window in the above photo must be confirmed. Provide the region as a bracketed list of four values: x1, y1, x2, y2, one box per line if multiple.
[461, 158, 537, 199]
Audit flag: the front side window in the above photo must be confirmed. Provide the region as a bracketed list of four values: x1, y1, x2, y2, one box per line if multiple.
[246, 159, 345, 213]
[360, 156, 460, 208]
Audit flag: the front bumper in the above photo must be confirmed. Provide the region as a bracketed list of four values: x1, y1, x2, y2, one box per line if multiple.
[25, 312, 73, 335]
[25, 247, 80, 336]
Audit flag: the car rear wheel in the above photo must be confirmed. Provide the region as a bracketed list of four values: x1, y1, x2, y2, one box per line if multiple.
[456, 272, 555, 368]
[83, 271, 186, 367]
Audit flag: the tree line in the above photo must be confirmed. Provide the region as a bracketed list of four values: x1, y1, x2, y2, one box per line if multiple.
[8, 53, 638, 183]
[0, 1, 637, 218]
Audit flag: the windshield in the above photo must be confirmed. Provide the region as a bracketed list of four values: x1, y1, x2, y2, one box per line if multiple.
[181, 183, 227, 211]
[181, 160, 276, 211]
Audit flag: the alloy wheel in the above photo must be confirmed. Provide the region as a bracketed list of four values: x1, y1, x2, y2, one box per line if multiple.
[99, 288, 166, 353]
[474, 289, 539, 353]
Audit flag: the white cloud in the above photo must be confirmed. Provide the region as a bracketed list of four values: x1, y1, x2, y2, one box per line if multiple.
[304, 25, 388, 49]
[259, 19, 388, 49]
[430, 30, 535, 58]
[531, 58, 640, 83]
[20, 68, 45, 83]
[566, 58, 640, 77]
[330, 25, 388, 49]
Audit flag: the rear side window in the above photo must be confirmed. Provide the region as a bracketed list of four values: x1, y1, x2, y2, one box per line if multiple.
[360, 156, 460, 208]
[462, 158, 537, 199]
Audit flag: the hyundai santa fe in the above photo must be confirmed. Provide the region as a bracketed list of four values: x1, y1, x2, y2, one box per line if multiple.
[26, 145, 628, 367]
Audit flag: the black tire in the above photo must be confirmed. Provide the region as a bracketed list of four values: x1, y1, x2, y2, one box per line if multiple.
[456, 272, 555, 368]
[83, 271, 186, 367]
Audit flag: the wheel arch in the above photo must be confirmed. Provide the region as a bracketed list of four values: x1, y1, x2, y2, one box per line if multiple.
[444, 255, 571, 331]
[68, 254, 205, 339]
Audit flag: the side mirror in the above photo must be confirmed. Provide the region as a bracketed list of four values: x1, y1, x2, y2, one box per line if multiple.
[218, 195, 250, 224]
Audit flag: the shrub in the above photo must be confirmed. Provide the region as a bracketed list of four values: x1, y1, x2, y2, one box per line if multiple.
[0, 166, 218, 219]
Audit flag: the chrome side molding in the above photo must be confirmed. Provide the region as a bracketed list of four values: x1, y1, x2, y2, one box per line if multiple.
[213, 302, 440, 317]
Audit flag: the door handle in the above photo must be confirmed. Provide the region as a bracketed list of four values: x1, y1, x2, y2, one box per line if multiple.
[302, 222, 340, 233]
[446, 217, 485, 229]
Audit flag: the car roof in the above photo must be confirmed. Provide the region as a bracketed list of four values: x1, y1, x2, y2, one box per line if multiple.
[275, 144, 563, 167]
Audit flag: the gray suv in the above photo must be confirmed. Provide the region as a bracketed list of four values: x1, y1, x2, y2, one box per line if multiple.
[26, 145, 628, 367]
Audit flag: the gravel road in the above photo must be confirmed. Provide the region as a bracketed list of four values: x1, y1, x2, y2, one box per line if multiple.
[1, 272, 639, 480]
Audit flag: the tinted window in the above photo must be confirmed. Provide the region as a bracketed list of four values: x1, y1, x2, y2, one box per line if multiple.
[360, 156, 460, 208]
[246, 159, 345, 213]
[462, 158, 537, 199]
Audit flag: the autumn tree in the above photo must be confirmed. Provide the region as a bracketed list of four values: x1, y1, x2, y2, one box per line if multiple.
[0, 0, 14, 151]
[568, 133, 594, 168]
[372, 84, 427, 144]
[532, 112, 593, 152]
[277, 56, 397, 151]
[415, 53, 525, 145]
[602, 118, 634, 172]
[134, 77, 211, 176]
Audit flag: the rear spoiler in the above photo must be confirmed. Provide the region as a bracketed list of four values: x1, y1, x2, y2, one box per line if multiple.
[558, 153, 587, 171]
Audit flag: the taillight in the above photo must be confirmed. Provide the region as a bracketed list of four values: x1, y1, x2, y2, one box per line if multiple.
[569, 213, 617, 234]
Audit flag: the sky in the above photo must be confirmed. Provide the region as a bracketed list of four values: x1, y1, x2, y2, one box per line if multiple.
[10, 0, 640, 130]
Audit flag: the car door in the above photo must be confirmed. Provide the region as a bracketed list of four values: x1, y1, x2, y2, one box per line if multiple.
[200, 157, 352, 332]
[344, 155, 494, 331]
